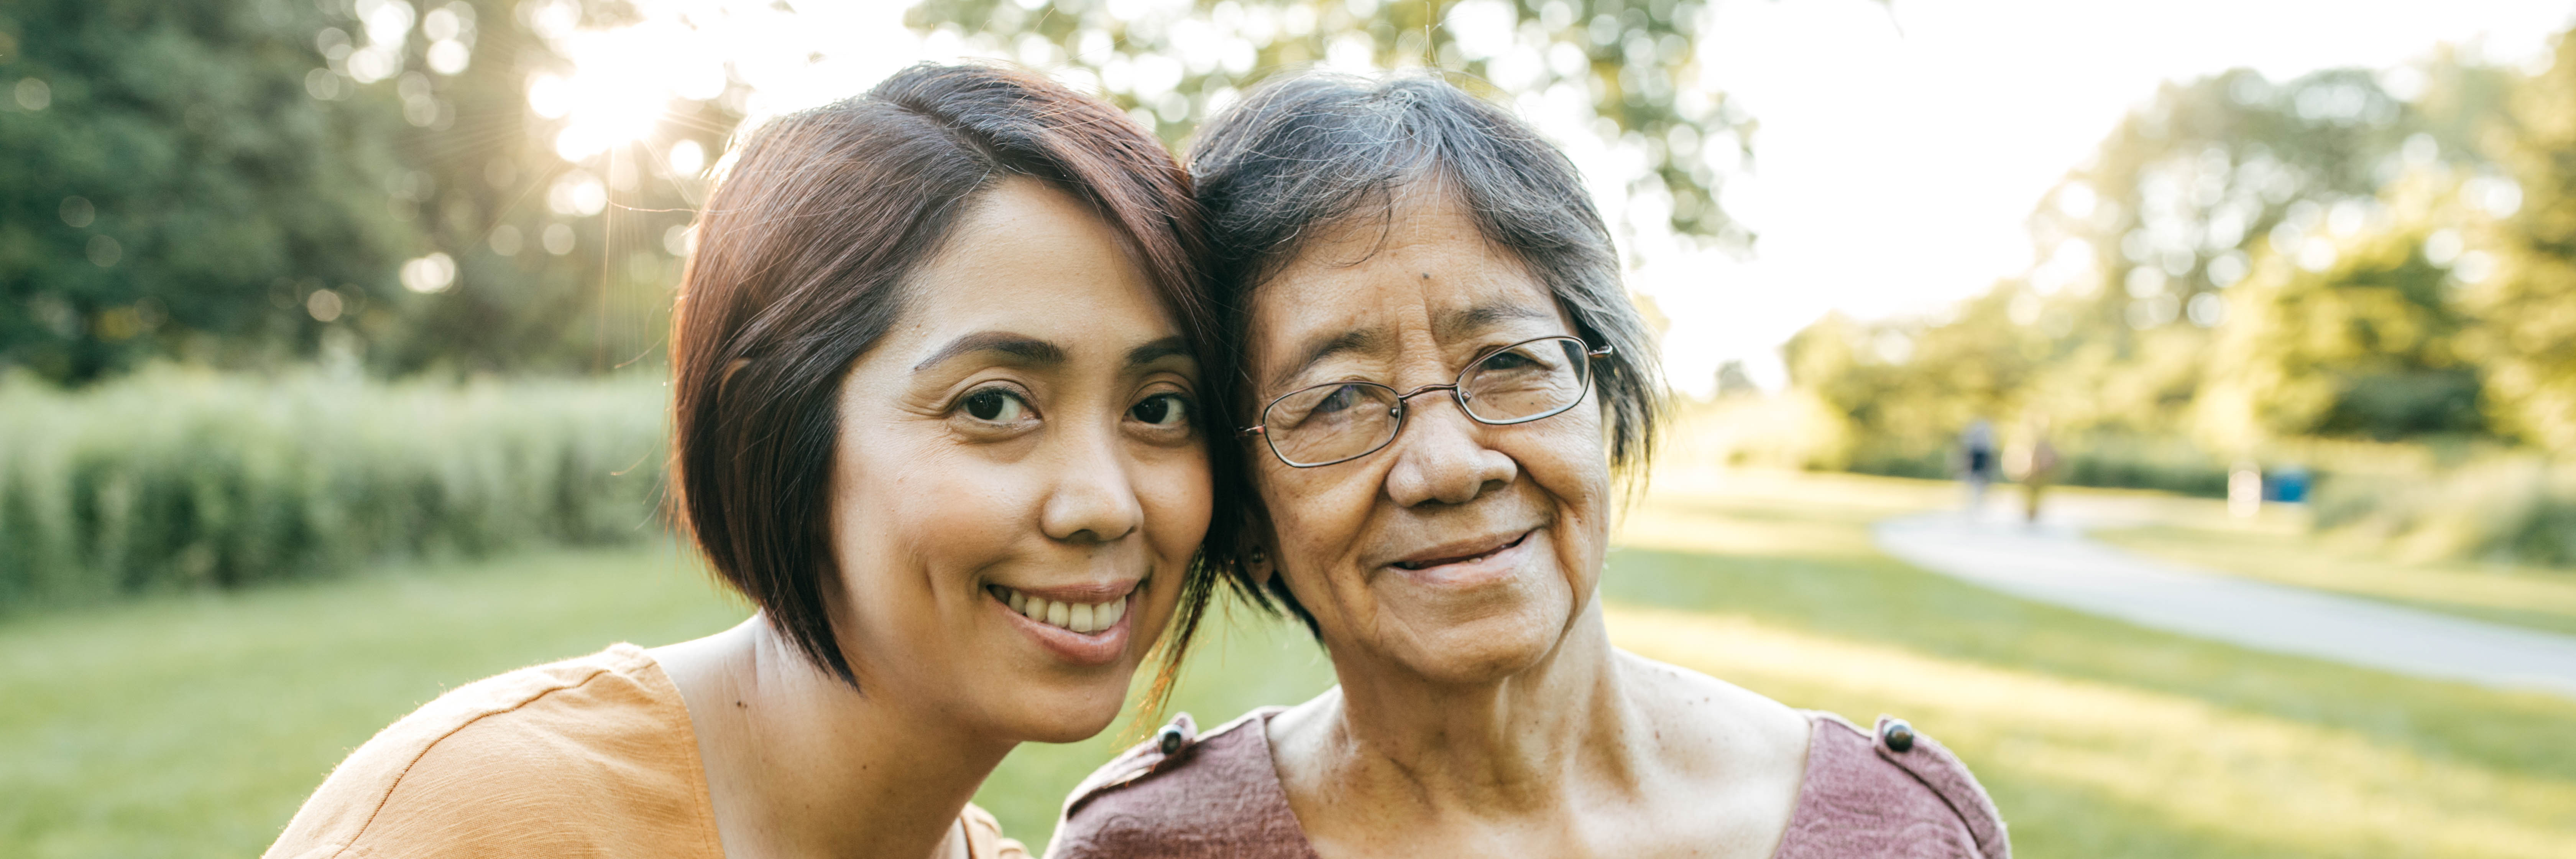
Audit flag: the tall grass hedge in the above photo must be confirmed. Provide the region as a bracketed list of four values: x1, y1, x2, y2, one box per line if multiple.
[2315, 456, 2576, 568]
[0, 368, 668, 611]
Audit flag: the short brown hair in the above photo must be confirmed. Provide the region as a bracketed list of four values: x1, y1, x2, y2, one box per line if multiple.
[669, 64, 1236, 697]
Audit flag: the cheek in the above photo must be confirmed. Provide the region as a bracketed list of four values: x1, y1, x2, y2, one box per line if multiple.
[1254, 476, 1311, 555]
[833, 435, 1029, 595]
[1255, 468, 1377, 596]
[1136, 446, 1214, 563]
[1520, 417, 1613, 571]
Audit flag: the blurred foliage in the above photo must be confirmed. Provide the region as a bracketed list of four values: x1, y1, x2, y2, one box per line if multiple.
[2200, 203, 2483, 447]
[2315, 454, 2576, 568]
[372, 0, 726, 377]
[2, 0, 1758, 385]
[0, 367, 665, 611]
[0, 0, 412, 381]
[907, 0, 1755, 246]
[2471, 33, 2576, 454]
[0, 0, 725, 383]
[1769, 37, 2576, 564]
[1783, 41, 2576, 468]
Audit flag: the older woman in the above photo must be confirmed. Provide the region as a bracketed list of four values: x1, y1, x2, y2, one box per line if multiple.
[1050, 75, 2008, 859]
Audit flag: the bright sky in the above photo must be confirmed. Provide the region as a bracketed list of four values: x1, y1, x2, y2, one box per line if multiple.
[560, 0, 2574, 396]
[1654, 0, 2574, 394]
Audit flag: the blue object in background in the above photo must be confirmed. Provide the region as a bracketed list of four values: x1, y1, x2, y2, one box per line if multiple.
[2267, 466, 2311, 504]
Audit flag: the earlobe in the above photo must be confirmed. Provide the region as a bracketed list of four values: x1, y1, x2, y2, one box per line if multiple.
[1234, 507, 1281, 587]
[1247, 546, 1275, 587]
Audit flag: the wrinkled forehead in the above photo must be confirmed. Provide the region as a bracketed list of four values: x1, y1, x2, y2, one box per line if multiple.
[1244, 190, 1570, 386]
[1245, 169, 1473, 280]
[1253, 181, 1537, 302]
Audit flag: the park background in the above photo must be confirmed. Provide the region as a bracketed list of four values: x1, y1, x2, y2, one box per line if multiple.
[5, 0, 2576, 855]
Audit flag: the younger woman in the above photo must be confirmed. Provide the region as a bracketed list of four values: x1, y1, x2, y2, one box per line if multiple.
[268, 64, 1230, 859]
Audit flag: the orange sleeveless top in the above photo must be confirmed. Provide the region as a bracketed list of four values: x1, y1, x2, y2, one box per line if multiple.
[265, 643, 1025, 859]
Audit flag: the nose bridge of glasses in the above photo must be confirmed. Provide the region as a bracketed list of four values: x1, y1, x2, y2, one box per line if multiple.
[1394, 381, 1464, 405]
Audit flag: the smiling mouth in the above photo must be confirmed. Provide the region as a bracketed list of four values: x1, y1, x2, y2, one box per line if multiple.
[1392, 532, 1532, 571]
[987, 584, 1130, 634]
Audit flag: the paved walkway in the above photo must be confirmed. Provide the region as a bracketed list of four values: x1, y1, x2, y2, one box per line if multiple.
[1872, 509, 2576, 699]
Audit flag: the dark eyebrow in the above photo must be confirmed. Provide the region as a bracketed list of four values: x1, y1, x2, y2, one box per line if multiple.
[1434, 303, 1555, 341]
[1270, 328, 1381, 391]
[911, 331, 1066, 372]
[1124, 337, 1193, 368]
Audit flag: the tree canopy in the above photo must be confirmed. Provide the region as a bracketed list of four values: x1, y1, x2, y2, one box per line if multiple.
[1783, 44, 2574, 461]
[1, 0, 722, 383]
[3, 0, 1753, 384]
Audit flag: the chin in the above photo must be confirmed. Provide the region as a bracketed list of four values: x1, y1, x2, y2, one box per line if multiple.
[1395, 611, 1565, 685]
[991, 680, 1131, 744]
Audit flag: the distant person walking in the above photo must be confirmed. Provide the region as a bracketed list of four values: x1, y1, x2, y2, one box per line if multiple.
[1959, 419, 1998, 514]
[2019, 421, 2060, 524]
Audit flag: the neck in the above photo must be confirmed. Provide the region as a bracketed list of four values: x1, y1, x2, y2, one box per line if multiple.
[660, 616, 1015, 859]
[1309, 598, 1644, 815]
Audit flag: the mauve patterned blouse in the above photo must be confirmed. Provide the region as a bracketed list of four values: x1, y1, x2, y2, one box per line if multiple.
[1049, 707, 2008, 859]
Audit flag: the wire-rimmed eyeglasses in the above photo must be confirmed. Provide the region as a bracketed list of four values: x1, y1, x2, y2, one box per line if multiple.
[1239, 336, 1611, 468]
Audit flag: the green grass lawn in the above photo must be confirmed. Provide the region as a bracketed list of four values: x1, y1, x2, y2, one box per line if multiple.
[2085, 497, 2576, 637]
[1613, 470, 2576, 857]
[5, 472, 2573, 857]
[0, 543, 750, 858]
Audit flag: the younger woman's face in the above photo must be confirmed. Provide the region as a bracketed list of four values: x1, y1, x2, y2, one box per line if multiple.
[825, 178, 1209, 742]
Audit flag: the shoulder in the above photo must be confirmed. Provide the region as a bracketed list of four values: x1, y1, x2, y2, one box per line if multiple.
[1621, 650, 1814, 775]
[961, 803, 1033, 859]
[1050, 708, 1315, 859]
[1776, 711, 2010, 859]
[264, 644, 722, 859]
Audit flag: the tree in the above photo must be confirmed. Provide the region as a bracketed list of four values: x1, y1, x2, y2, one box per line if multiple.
[906, 0, 1753, 247]
[2200, 201, 2484, 446]
[353, 0, 727, 375]
[1783, 56, 2532, 458]
[2472, 33, 2576, 453]
[0, 0, 414, 381]
[0, 0, 728, 382]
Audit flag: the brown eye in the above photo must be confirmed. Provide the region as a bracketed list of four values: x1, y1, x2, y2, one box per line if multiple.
[962, 388, 1028, 423]
[1129, 393, 1191, 428]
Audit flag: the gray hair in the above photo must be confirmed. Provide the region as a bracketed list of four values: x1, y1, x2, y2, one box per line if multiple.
[1190, 72, 1664, 628]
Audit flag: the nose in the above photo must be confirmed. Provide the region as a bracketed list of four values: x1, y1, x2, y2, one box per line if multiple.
[1040, 425, 1144, 544]
[1382, 396, 1518, 508]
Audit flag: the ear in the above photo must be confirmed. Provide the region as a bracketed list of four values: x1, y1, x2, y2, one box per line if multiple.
[1247, 543, 1276, 587]
[1238, 508, 1281, 588]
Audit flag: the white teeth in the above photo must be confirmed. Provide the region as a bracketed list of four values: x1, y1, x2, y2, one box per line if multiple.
[995, 586, 1128, 635]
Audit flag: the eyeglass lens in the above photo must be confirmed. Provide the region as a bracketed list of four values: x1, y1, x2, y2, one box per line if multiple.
[1459, 337, 1589, 423]
[1263, 337, 1592, 467]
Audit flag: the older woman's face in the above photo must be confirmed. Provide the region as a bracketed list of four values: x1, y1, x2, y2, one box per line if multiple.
[826, 178, 1208, 742]
[1245, 193, 1612, 685]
